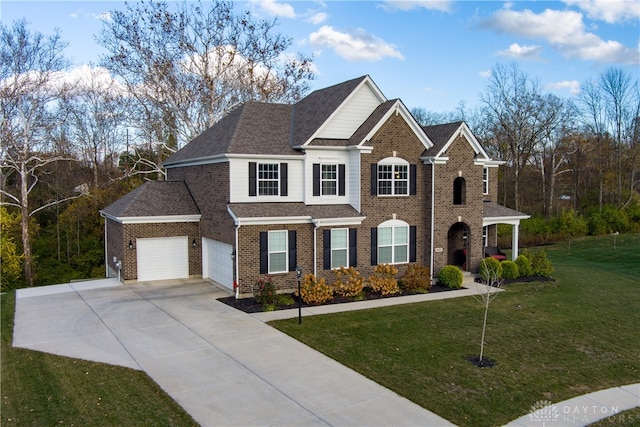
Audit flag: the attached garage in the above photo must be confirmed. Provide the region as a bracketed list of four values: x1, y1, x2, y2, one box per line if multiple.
[202, 238, 233, 290]
[137, 236, 189, 281]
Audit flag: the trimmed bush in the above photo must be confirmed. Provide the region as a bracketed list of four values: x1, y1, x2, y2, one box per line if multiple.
[479, 257, 502, 282]
[501, 260, 519, 280]
[368, 264, 400, 296]
[515, 254, 533, 277]
[401, 263, 431, 293]
[297, 274, 333, 305]
[331, 266, 365, 298]
[531, 250, 554, 278]
[438, 265, 463, 289]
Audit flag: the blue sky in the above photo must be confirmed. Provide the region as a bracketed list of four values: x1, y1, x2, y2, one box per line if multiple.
[2, 0, 639, 113]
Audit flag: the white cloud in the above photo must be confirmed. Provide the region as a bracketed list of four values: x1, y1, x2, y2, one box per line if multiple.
[308, 25, 405, 61]
[481, 6, 639, 64]
[546, 80, 581, 95]
[93, 12, 112, 23]
[497, 43, 544, 61]
[249, 0, 296, 18]
[479, 70, 491, 78]
[381, 1, 453, 13]
[563, 0, 640, 24]
[308, 12, 328, 25]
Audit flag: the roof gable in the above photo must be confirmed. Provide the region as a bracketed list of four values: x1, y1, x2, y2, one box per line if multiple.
[422, 121, 491, 162]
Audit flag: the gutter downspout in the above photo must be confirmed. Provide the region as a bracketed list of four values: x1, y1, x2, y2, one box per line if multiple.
[430, 163, 435, 282]
[313, 221, 319, 277]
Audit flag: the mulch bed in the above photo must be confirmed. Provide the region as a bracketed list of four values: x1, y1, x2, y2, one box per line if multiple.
[218, 284, 456, 314]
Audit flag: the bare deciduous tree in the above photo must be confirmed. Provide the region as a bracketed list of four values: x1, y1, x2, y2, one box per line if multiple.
[0, 20, 82, 287]
[97, 0, 315, 149]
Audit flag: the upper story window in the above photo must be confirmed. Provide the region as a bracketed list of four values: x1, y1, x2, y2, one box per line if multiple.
[370, 158, 416, 196]
[482, 167, 489, 195]
[313, 163, 345, 197]
[249, 162, 288, 197]
[453, 177, 466, 205]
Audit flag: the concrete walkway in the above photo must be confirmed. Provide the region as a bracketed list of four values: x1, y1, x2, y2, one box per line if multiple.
[13, 277, 639, 426]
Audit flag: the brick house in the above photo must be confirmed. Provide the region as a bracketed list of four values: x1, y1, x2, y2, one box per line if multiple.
[100, 76, 529, 295]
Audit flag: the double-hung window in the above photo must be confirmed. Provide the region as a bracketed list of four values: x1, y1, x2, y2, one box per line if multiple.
[321, 164, 337, 196]
[330, 228, 348, 268]
[259, 230, 296, 274]
[249, 162, 288, 197]
[371, 158, 415, 196]
[378, 225, 408, 264]
[258, 163, 279, 196]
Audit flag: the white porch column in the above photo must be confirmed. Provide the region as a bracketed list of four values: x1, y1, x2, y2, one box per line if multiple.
[512, 223, 520, 260]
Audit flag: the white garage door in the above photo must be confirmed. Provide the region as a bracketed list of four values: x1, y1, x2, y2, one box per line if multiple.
[137, 236, 189, 281]
[202, 238, 233, 290]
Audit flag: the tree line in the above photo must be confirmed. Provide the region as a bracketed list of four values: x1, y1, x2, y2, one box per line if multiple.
[2, 0, 639, 290]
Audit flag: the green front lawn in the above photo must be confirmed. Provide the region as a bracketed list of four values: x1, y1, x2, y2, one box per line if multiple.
[271, 234, 640, 427]
[0, 292, 197, 426]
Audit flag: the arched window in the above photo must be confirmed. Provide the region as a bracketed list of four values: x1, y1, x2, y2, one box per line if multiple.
[453, 177, 466, 205]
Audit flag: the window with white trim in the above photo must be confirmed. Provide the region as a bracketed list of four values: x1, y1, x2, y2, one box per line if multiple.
[378, 164, 408, 195]
[268, 230, 288, 273]
[322, 164, 337, 196]
[330, 228, 348, 269]
[482, 226, 488, 248]
[258, 163, 279, 196]
[378, 224, 409, 264]
[482, 167, 489, 195]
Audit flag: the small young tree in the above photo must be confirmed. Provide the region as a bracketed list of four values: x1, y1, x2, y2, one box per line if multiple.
[472, 258, 504, 366]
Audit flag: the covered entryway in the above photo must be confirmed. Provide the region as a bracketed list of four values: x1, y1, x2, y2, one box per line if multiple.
[137, 236, 189, 281]
[447, 222, 470, 270]
[202, 238, 233, 290]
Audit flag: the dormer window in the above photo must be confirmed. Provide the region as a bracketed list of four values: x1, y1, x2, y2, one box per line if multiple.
[371, 157, 416, 196]
[249, 162, 288, 197]
[453, 177, 466, 205]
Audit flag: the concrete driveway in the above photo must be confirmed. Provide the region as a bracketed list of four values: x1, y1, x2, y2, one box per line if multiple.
[13, 279, 454, 427]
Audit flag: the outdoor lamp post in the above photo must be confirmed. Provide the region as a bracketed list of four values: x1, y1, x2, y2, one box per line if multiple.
[296, 266, 302, 324]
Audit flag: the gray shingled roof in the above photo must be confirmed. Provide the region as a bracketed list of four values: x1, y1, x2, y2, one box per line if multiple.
[422, 121, 463, 156]
[101, 181, 200, 218]
[483, 201, 529, 219]
[163, 102, 299, 166]
[228, 202, 364, 221]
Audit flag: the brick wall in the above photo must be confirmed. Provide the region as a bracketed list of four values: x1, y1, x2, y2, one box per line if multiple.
[432, 135, 484, 274]
[168, 162, 234, 244]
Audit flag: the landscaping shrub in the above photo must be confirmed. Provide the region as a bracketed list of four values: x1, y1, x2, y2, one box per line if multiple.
[531, 250, 554, 277]
[501, 260, 519, 280]
[400, 263, 431, 293]
[331, 266, 365, 298]
[515, 254, 533, 277]
[551, 209, 588, 239]
[367, 264, 400, 296]
[479, 257, 502, 282]
[297, 274, 333, 305]
[437, 265, 463, 289]
[253, 276, 276, 307]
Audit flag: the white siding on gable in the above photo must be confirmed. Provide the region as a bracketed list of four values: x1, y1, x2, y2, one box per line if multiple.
[229, 157, 304, 203]
[316, 84, 383, 140]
